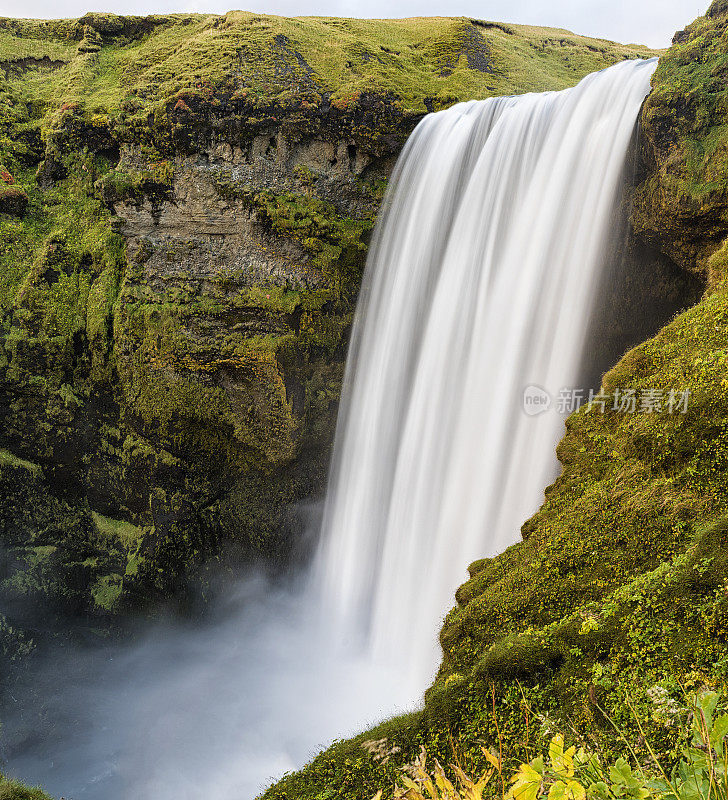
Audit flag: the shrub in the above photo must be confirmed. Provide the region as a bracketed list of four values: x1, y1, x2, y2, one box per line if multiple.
[0, 772, 53, 799]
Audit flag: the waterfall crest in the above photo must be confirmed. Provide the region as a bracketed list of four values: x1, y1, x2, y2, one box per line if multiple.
[315, 58, 658, 686]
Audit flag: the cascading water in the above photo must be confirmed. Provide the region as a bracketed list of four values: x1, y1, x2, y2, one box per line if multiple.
[3, 57, 659, 800]
[315, 57, 658, 688]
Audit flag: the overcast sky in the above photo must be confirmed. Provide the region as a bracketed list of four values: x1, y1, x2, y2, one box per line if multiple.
[0, 0, 710, 49]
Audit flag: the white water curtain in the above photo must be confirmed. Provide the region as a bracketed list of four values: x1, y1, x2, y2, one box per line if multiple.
[315, 58, 658, 687]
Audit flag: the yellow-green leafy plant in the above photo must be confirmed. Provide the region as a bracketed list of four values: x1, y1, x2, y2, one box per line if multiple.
[506, 733, 650, 800]
[371, 744, 493, 800]
[507, 691, 728, 800]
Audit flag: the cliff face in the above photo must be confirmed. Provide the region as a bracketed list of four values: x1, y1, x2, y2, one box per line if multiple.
[0, 12, 655, 637]
[633, 1, 728, 285]
[263, 5, 728, 799]
[0, 80, 388, 628]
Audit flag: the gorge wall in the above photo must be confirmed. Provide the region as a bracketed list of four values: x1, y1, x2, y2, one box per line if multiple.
[0, 9, 721, 799]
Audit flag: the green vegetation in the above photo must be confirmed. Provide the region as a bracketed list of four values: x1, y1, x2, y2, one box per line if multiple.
[0, 448, 41, 475]
[633, 0, 728, 280]
[371, 690, 728, 800]
[91, 511, 143, 547]
[0, 13, 655, 121]
[0, 773, 52, 800]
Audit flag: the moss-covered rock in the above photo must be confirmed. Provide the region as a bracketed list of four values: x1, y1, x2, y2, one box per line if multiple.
[0, 186, 26, 216]
[633, 0, 728, 285]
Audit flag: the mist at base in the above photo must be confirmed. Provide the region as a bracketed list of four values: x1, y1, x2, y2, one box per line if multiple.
[2, 571, 421, 800]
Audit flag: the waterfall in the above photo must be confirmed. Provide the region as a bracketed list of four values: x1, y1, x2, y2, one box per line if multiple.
[2, 58, 661, 800]
[314, 57, 658, 687]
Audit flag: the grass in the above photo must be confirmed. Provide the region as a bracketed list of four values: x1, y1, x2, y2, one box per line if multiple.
[0, 448, 41, 476]
[0, 28, 74, 63]
[91, 511, 143, 547]
[369, 690, 728, 800]
[0, 13, 657, 121]
[0, 773, 52, 800]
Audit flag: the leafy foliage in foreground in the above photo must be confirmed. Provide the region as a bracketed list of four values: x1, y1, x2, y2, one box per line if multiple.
[372, 691, 728, 800]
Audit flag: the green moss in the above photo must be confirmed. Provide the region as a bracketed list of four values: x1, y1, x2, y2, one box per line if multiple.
[634, 4, 728, 276]
[91, 511, 143, 547]
[0, 159, 125, 331]
[96, 159, 174, 204]
[253, 189, 371, 279]
[0, 448, 41, 476]
[90, 573, 123, 610]
[233, 285, 303, 314]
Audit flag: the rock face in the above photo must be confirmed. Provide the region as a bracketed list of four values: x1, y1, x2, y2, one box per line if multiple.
[633, 0, 728, 286]
[0, 99, 403, 624]
[0, 13, 655, 626]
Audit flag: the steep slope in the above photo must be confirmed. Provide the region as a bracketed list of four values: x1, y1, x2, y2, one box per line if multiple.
[0, 13, 655, 640]
[262, 4, 728, 799]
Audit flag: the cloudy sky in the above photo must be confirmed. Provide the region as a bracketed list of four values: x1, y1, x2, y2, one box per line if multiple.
[0, 0, 710, 49]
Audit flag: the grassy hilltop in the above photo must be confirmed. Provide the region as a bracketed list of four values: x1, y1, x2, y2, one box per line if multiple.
[0, 12, 656, 115]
